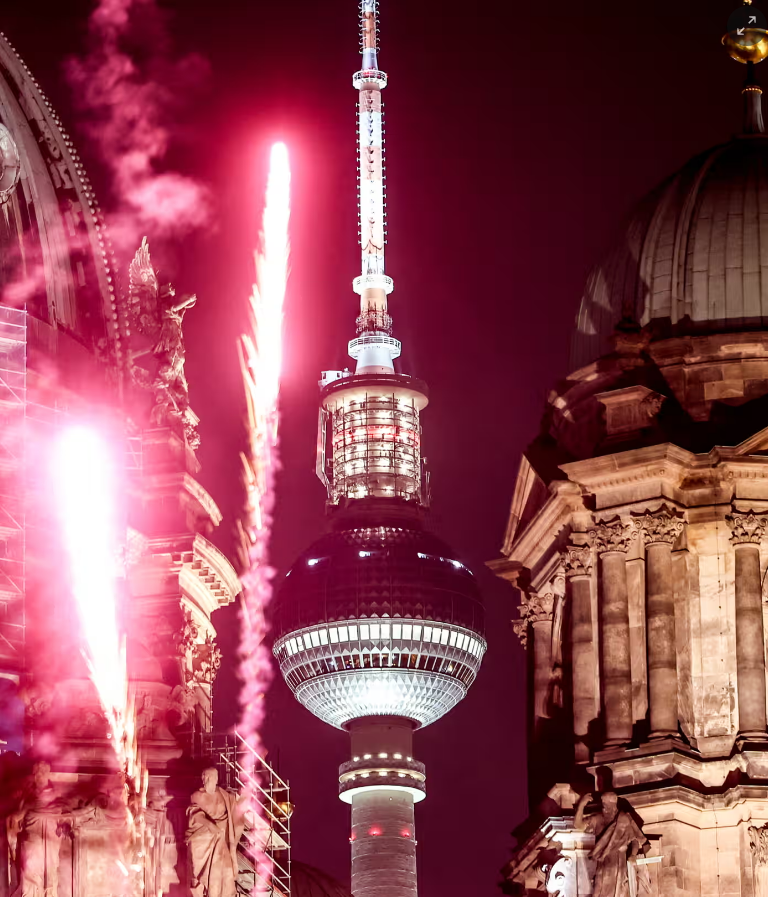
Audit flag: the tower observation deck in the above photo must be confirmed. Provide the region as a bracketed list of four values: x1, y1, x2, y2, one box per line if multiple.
[272, 4, 486, 896]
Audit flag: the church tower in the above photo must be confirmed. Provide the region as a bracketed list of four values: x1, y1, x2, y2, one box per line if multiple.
[493, 12, 768, 897]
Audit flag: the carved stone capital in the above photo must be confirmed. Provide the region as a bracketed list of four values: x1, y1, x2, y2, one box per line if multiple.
[726, 511, 768, 546]
[513, 591, 555, 647]
[563, 546, 593, 578]
[588, 518, 632, 555]
[631, 505, 684, 546]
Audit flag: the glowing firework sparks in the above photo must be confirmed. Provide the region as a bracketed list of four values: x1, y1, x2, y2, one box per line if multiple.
[237, 142, 290, 877]
[53, 426, 132, 772]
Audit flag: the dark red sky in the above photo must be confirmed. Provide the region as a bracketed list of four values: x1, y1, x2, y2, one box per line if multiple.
[6, 0, 752, 893]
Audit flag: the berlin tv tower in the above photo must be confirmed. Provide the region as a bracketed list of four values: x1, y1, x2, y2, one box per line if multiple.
[272, 3, 486, 894]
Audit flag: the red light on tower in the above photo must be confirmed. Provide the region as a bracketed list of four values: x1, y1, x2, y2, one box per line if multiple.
[350, 832, 357, 842]
[368, 825, 382, 837]
[400, 828, 412, 838]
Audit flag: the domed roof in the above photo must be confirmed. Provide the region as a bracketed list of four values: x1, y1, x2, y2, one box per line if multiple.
[572, 134, 768, 369]
[272, 522, 484, 640]
[0, 32, 121, 365]
[290, 862, 352, 897]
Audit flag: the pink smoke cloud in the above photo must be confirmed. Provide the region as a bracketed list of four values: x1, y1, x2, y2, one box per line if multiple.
[66, 0, 212, 254]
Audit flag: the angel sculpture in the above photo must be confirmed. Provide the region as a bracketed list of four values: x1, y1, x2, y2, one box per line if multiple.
[128, 238, 199, 449]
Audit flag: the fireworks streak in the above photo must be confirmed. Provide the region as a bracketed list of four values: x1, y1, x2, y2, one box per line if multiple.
[53, 426, 135, 777]
[237, 142, 291, 875]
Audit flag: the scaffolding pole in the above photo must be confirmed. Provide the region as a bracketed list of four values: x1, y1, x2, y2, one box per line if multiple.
[0, 306, 26, 680]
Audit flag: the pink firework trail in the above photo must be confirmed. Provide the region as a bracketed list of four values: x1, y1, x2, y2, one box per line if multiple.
[237, 143, 290, 878]
[53, 427, 136, 778]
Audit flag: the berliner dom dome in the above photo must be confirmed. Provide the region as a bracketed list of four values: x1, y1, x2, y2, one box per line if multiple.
[0, 31, 120, 367]
[571, 133, 768, 370]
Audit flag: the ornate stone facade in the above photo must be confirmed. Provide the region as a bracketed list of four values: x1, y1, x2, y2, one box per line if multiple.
[491, 73, 768, 897]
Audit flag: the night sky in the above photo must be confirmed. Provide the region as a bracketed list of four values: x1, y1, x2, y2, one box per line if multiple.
[4, 0, 754, 893]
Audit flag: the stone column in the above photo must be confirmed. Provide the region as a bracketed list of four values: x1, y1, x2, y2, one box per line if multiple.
[726, 510, 768, 739]
[565, 545, 595, 762]
[590, 519, 633, 746]
[634, 507, 684, 739]
[514, 591, 555, 729]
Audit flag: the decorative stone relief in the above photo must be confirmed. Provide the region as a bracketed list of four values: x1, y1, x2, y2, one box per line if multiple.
[188, 633, 223, 685]
[595, 385, 666, 438]
[726, 510, 768, 545]
[750, 823, 768, 897]
[563, 545, 593, 579]
[513, 592, 555, 648]
[588, 518, 632, 554]
[127, 237, 200, 449]
[175, 609, 200, 657]
[631, 505, 684, 545]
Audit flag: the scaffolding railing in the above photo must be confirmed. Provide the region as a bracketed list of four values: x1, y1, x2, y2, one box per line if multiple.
[0, 306, 26, 677]
[201, 732, 291, 897]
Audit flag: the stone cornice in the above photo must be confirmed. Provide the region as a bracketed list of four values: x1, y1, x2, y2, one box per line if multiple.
[178, 534, 240, 618]
[726, 510, 768, 545]
[560, 443, 693, 495]
[499, 480, 587, 571]
[561, 443, 768, 504]
[588, 517, 632, 554]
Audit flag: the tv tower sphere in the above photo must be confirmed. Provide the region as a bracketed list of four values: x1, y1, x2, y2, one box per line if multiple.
[272, 2, 486, 895]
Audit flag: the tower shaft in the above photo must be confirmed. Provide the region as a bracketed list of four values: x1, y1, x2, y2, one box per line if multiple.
[341, 717, 422, 897]
[351, 791, 416, 897]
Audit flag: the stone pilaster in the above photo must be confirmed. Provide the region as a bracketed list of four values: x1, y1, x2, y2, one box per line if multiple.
[590, 518, 633, 746]
[633, 506, 684, 739]
[564, 544, 595, 762]
[726, 510, 768, 739]
[515, 592, 555, 726]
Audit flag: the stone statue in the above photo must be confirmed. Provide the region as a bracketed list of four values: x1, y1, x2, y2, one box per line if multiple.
[7, 761, 95, 897]
[143, 788, 179, 897]
[185, 767, 244, 897]
[589, 792, 649, 897]
[750, 824, 768, 897]
[128, 237, 199, 449]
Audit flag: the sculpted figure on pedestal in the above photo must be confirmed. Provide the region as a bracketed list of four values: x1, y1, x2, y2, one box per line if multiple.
[7, 762, 95, 897]
[128, 237, 199, 449]
[143, 788, 179, 897]
[185, 768, 244, 897]
[750, 824, 768, 897]
[589, 793, 649, 897]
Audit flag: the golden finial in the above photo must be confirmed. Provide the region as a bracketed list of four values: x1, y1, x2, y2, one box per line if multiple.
[723, 1, 768, 64]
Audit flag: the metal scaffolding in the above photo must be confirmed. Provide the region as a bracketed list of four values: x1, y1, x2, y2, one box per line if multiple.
[204, 732, 291, 897]
[0, 306, 26, 679]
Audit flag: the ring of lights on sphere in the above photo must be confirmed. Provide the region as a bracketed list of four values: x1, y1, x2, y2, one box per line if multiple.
[272, 524, 486, 729]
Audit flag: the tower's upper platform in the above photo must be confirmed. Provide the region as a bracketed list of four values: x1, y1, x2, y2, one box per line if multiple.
[572, 134, 768, 370]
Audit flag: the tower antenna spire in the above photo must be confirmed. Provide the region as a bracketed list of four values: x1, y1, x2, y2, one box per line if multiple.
[351, 0, 399, 375]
